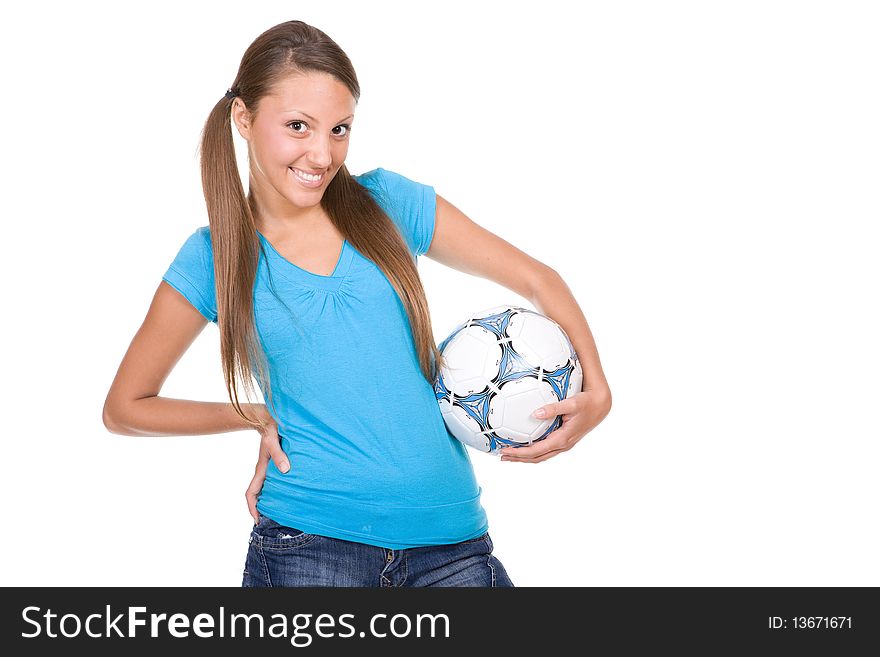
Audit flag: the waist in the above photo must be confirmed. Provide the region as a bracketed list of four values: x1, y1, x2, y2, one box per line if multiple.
[256, 480, 488, 549]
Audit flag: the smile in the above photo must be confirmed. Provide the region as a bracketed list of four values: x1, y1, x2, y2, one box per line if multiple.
[290, 167, 325, 186]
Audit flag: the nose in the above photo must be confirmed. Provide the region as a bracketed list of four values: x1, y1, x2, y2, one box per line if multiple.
[306, 134, 333, 170]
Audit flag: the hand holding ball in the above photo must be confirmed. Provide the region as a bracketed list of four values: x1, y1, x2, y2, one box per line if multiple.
[433, 305, 582, 455]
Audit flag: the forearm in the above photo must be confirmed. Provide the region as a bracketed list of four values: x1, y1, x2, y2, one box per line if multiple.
[105, 397, 269, 437]
[529, 270, 611, 397]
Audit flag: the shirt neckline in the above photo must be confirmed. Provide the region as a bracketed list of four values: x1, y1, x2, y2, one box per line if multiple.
[256, 229, 354, 290]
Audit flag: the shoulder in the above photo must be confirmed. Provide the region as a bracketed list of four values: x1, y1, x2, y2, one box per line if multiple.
[167, 225, 213, 270]
[162, 225, 218, 322]
[352, 167, 436, 257]
[353, 167, 432, 197]
[352, 167, 387, 192]
[194, 225, 212, 246]
[352, 167, 393, 205]
[183, 225, 213, 255]
[352, 167, 434, 215]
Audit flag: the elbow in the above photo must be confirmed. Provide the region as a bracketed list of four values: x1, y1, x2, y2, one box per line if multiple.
[102, 399, 130, 436]
[594, 386, 612, 419]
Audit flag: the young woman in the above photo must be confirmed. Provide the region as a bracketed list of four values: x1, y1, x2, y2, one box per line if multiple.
[102, 20, 611, 587]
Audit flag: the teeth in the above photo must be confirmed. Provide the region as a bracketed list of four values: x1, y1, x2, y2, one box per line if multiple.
[292, 168, 323, 182]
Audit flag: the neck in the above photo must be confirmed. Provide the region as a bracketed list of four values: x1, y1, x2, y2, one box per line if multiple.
[248, 193, 327, 236]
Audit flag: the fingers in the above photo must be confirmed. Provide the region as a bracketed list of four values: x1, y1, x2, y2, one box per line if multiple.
[246, 428, 290, 524]
[246, 441, 270, 524]
[245, 470, 263, 524]
[266, 441, 291, 474]
[531, 391, 582, 420]
[503, 446, 568, 463]
[258, 427, 291, 474]
[499, 428, 571, 462]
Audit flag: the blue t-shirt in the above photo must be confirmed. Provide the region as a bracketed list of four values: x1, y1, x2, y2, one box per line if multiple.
[162, 167, 488, 549]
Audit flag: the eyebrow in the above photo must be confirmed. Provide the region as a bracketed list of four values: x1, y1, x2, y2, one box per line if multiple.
[283, 110, 354, 123]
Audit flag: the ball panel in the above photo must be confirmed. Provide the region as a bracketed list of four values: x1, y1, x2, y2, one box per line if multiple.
[439, 397, 492, 452]
[440, 327, 501, 396]
[517, 313, 570, 371]
[488, 377, 557, 443]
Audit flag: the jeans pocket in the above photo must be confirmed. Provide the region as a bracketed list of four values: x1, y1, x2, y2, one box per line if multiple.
[252, 515, 318, 550]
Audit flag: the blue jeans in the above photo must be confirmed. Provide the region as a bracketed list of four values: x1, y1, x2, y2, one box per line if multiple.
[242, 514, 515, 587]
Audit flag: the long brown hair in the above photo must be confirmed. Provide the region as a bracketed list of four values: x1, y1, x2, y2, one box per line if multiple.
[198, 20, 444, 430]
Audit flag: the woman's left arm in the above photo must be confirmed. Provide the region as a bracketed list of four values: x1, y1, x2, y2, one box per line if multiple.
[426, 194, 612, 463]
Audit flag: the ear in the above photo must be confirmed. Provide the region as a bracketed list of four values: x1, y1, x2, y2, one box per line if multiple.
[230, 99, 253, 141]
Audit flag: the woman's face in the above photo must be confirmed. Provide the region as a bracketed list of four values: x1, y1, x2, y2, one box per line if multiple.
[233, 71, 356, 221]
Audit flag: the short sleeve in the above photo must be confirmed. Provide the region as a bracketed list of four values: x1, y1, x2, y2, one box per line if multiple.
[161, 226, 218, 323]
[356, 167, 437, 257]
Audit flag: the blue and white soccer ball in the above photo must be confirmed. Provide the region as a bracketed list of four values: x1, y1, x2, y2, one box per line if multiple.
[433, 305, 583, 454]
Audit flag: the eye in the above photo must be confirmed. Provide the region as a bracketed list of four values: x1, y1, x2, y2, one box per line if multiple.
[332, 124, 352, 138]
[286, 120, 352, 138]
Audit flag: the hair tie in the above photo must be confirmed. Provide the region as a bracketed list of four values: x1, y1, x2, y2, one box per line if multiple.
[225, 88, 238, 100]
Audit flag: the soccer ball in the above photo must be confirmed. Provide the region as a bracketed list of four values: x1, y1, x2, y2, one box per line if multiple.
[433, 305, 583, 454]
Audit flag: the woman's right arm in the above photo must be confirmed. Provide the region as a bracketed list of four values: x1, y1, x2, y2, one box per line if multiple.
[102, 280, 268, 436]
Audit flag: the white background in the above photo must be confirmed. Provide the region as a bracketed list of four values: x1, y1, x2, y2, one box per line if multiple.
[1, 0, 877, 586]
